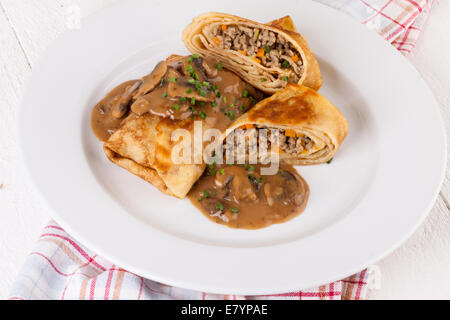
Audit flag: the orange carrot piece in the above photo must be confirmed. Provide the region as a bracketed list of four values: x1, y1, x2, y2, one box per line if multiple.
[213, 37, 221, 46]
[256, 48, 265, 58]
[292, 54, 299, 63]
[285, 129, 296, 137]
[221, 25, 228, 31]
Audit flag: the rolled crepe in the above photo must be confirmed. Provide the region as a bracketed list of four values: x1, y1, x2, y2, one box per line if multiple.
[222, 84, 348, 165]
[182, 13, 322, 93]
[104, 114, 205, 199]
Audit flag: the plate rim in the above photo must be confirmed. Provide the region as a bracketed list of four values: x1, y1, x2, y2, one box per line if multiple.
[18, 0, 447, 294]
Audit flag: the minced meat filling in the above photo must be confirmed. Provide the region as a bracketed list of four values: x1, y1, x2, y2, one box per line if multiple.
[279, 130, 314, 156]
[211, 25, 304, 82]
[223, 126, 315, 158]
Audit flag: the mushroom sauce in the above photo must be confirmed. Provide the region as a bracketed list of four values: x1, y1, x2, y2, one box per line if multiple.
[91, 54, 310, 229]
[188, 163, 309, 229]
[91, 55, 264, 142]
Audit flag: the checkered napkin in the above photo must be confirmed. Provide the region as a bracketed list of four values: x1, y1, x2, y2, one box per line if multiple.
[315, 0, 433, 55]
[9, 0, 432, 300]
[9, 221, 370, 300]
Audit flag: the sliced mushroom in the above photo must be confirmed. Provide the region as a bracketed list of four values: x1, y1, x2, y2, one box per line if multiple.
[247, 173, 262, 192]
[192, 57, 209, 81]
[167, 77, 215, 102]
[134, 61, 167, 98]
[200, 198, 222, 215]
[214, 166, 258, 202]
[110, 80, 142, 119]
[131, 87, 191, 119]
[202, 59, 218, 78]
[263, 183, 275, 207]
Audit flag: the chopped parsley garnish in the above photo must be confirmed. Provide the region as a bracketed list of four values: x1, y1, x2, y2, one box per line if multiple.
[211, 101, 218, 107]
[258, 177, 263, 183]
[281, 60, 291, 69]
[211, 84, 218, 92]
[219, 168, 225, 175]
[254, 29, 260, 38]
[260, 78, 266, 82]
[200, 90, 207, 97]
[186, 88, 193, 94]
[179, 96, 187, 102]
[188, 79, 196, 84]
[192, 54, 200, 59]
[216, 203, 224, 211]
[186, 65, 194, 74]
[162, 92, 167, 98]
[231, 207, 239, 214]
[242, 90, 248, 98]
[216, 92, 222, 98]
[202, 81, 210, 87]
[190, 97, 196, 105]
[189, 105, 195, 114]
[327, 158, 333, 164]
[239, 105, 246, 113]
[215, 62, 223, 70]
[173, 103, 180, 110]
[246, 165, 255, 172]
[199, 101, 205, 106]
[225, 110, 235, 120]
[199, 110, 207, 119]
[202, 190, 210, 198]
[198, 196, 203, 202]
[208, 163, 216, 175]
[169, 77, 177, 82]
[192, 72, 199, 80]
[264, 45, 270, 53]
[223, 96, 227, 103]
[282, 76, 289, 82]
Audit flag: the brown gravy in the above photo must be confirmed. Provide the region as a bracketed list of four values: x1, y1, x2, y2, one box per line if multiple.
[130, 56, 264, 132]
[90, 55, 310, 230]
[91, 55, 265, 143]
[188, 163, 309, 229]
[90, 80, 141, 142]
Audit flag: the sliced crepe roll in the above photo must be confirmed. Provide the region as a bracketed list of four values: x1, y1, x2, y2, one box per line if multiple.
[182, 12, 322, 93]
[222, 84, 348, 165]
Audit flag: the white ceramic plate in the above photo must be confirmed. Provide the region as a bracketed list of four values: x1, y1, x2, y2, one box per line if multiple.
[19, 0, 446, 295]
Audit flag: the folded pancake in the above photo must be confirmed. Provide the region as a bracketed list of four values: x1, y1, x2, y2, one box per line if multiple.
[182, 13, 322, 94]
[104, 114, 205, 198]
[221, 84, 348, 165]
[94, 54, 265, 198]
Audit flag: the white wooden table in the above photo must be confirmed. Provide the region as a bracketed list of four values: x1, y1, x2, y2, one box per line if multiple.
[0, 0, 449, 300]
